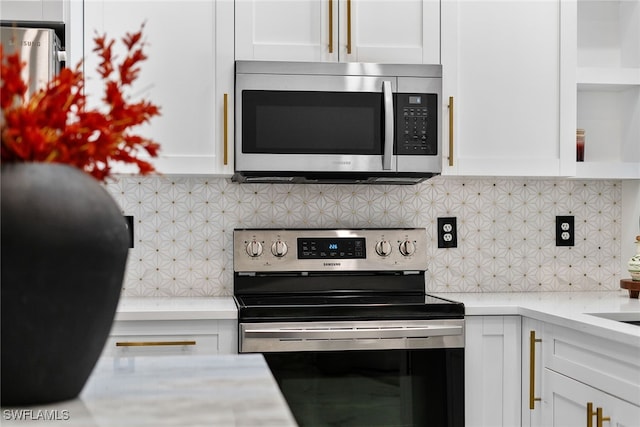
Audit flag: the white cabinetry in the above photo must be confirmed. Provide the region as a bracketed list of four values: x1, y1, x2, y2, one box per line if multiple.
[545, 369, 640, 427]
[542, 322, 640, 426]
[106, 319, 237, 358]
[441, 0, 575, 177]
[465, 316, 522, 427]
[83, 0, 234, 176]
[575, 0, 640, 179]
[0, 0, 65, 22]
[235, 0, 440, 64]
[520, 319, 640, 427]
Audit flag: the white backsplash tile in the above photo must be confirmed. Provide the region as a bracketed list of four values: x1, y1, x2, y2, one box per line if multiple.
[105, 176, 622, 296]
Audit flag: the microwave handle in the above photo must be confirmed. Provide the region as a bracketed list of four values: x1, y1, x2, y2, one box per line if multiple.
[382, 81, 394, 170]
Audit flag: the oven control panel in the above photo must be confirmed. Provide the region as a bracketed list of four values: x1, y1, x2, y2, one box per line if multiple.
[234, 228, 428, 272]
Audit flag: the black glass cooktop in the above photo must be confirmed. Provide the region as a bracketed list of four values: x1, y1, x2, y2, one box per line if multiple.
[235, 293, 464, 322]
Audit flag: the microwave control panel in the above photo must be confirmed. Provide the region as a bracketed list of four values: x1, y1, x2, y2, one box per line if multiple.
[395, 93, 438, 155]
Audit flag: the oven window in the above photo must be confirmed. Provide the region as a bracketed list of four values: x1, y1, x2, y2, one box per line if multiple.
[264, 348, 464, 427]
[242, 90, 383, 154]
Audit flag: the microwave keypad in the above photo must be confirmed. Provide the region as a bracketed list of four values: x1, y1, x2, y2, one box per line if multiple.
[395, 93, 438, 155]
[403, 108, 429, 151]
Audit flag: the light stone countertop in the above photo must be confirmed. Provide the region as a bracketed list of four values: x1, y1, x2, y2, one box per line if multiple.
[432, 290, 640, 346]
[113, 291, 640, 345]
[114, 297, 238, 321]
[1, 354, 297, 427]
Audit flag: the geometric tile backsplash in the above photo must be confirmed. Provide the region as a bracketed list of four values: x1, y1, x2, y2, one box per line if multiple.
[104, 176, 622, 297]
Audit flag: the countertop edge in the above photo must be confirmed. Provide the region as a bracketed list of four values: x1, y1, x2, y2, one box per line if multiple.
[433, 291, 640, 347]
[114, 297, 238, 321]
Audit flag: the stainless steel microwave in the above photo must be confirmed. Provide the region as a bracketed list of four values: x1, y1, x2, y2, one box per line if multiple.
[233, 61, 442, 184]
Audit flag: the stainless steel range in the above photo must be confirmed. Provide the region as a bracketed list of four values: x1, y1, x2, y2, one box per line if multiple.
[234, 228, 464, 427]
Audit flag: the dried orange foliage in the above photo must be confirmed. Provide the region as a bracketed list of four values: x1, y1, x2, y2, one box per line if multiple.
[1, 25, 160, 181]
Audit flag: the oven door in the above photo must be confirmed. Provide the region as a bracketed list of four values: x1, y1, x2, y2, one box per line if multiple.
[236, 73, 397, 174]
[265, 347, 463, 427]
[240, 319, 464, 427]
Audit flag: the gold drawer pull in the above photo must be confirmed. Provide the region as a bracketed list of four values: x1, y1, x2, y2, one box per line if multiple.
[116, 340, 196, 347]
[588, 402, 595, 427]
[596, 407, 610, 427]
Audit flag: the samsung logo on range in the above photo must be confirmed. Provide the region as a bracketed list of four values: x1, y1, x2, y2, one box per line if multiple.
[323, 262, 341, 267]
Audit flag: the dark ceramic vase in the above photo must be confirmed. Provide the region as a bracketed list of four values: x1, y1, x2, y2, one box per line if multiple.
[1, 163, 129, 406]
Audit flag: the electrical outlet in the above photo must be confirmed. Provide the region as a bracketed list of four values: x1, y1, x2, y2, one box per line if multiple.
[124, 215, 134, 248]
[437, 217, 457, 248]
[556, 215, 574, 246]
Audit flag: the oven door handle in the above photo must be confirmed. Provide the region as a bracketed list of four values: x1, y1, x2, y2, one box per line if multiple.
[243, 325, 463, 340]
[382, 80, 394, 171]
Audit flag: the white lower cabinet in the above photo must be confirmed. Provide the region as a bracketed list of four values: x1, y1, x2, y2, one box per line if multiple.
[542, 323, 640, 427]
[544, 369, 640, 427]
[468, 316, 640, 427]
[105, 319, 237, 358]
[520, 319, 640, 427]
[465, 316, 522, 427]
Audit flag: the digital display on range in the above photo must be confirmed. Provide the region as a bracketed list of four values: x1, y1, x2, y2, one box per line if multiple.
[298, 237, 366, 259]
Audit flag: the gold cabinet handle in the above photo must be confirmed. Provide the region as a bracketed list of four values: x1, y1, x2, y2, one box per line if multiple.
[346, 0, 352, 54]
[587, 403, 611, 427]
[587, 402, 595, 427]
[529, 330, 542, 409]
[596, 407, 610, 427]
[116, 340, 196, 347]
[328, 0, 334, 53]
[223, 93, 229, 166]
[448, 96, 454, 167]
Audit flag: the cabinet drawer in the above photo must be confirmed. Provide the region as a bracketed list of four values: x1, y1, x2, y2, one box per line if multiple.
[107, 319, 237, 356]
[544, 324, 640, 405]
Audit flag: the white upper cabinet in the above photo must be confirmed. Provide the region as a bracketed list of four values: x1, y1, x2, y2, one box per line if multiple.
[441, 0, 575, 177]
[575, 0, 640, 179]
[235, 0, 440, 64]
[83, 0, 234, 176]
[0, 0, 65, 22]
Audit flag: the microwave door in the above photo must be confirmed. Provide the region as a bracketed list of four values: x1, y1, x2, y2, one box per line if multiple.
[236, 75, 397, 173]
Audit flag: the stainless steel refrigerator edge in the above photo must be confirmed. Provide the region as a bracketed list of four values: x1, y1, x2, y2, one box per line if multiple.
[1, 26, 64, 97]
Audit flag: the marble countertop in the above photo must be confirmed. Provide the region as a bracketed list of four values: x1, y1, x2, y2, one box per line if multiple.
[114, 297, 238, 321]
[432, 290, 640, 346]
[1, 354, 297, 427]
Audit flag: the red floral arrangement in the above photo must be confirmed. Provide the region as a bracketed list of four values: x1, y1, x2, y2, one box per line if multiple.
[0, 25, 160, 181]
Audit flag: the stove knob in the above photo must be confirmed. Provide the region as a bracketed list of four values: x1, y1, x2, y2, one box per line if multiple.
[375, 240, 392, 257]
[271, 240, 288, 257]
[399, 239, 416, 256]
[245, 240, 263, 257]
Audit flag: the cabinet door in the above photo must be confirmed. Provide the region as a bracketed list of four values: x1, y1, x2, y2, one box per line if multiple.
[235, 0, 439, 64]
[0, 0, 65, 22]
[84, 0, 234, 175]
[339, 0, 439, 64]
[522, 318, 545, 427]
[441, 0, 575, 176]
[465, 316, 522, 427]
[235, 0, 334, 62]
[544, 368, 640, 427]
